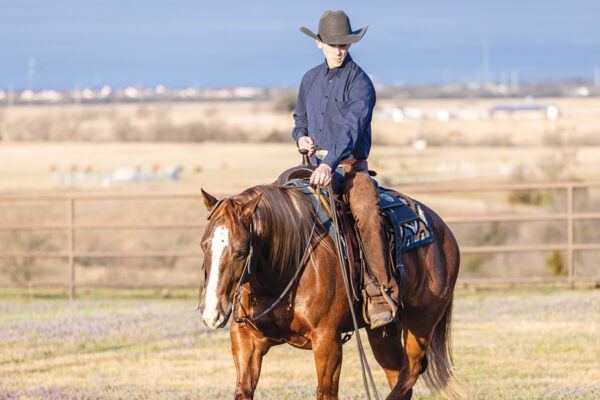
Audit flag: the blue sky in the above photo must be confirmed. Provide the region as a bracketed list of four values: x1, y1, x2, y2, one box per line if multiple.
[1, 0, 599, 89]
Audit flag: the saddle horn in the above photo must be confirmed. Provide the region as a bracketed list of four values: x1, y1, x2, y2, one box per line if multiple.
[276, 149, 317, 185]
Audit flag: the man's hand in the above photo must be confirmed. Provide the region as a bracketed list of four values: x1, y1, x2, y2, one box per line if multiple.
[297, 136, 315, 155]
[310, 163, 332, 186]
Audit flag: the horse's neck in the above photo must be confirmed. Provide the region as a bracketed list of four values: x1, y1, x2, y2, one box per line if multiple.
[249, 190, 331, 293]
[249, 253, 289, 295]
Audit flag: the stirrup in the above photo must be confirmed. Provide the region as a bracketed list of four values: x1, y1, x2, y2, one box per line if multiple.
[362, 282, 397, 328]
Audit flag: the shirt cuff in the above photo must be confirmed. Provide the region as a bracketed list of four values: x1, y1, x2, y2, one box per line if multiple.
[292, 130, 307, 144]
[322, 153, 339, 170]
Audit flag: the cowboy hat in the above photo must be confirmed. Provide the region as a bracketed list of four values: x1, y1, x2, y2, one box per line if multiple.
[300, 10, 368, 45]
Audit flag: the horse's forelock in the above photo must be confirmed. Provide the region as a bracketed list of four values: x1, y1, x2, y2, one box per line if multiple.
[208, 197, 247, 239]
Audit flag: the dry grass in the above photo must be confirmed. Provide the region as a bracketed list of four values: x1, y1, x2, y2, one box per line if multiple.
[0, 287, 598, 399]
[1, 97, 600, 146]
[1, 141, 600, 285]
[1, 97, 600, 193]
[1, 142, 600, 194]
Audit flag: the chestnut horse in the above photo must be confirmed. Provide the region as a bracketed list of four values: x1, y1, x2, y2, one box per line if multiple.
[199, 184, 465, 400]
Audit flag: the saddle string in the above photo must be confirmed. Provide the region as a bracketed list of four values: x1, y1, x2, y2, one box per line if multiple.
[325, 183, 379, 400]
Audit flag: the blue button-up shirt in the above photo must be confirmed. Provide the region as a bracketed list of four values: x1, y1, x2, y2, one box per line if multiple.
[291, 54, 376, 170]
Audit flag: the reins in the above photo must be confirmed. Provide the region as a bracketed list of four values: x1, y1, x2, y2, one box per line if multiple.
[206, 182, 379, 399]
[325, 183, 379, 400]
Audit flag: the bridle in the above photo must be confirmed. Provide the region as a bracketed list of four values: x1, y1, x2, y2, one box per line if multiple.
[197, 191, 318, 325]
[197, 184, 379, 400]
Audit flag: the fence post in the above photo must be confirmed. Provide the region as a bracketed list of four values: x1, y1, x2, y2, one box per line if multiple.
[567, 184, 574, 290]
[68, 196, 76, 300]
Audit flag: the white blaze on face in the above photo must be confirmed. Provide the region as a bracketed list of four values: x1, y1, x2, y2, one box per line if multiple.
[202, 225, 229, 323]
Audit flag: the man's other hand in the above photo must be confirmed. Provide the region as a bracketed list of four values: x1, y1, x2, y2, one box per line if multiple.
[297, 136, 314, 155]
[310, 163, 332, 186]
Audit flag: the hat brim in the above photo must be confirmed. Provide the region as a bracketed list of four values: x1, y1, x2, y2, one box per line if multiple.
[300, 25, 368, 45]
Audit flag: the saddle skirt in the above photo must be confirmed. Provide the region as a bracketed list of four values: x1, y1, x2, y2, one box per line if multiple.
[284, 178, 434, 300]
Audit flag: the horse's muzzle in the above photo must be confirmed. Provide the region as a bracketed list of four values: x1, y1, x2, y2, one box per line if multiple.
[202, 304, 232, 329]
[202, 312, 228, 329]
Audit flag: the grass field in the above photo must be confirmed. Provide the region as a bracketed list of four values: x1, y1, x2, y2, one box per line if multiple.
[2, 98, 600, 147]
[1, 142, 600, 194]
[1, 287, 599, 399]
[2, 142, 600, 289]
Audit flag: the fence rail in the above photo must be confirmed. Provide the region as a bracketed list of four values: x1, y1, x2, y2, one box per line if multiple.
[1, 182, 600, 298]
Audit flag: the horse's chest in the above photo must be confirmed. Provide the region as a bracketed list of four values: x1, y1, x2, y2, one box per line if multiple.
[256, 321, 313, 350]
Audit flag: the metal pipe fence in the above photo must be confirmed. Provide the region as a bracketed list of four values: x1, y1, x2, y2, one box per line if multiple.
[1, 182, 599, 297]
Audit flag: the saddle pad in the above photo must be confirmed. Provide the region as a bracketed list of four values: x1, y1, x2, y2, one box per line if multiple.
[282, 179, 433, 295]
[378, 189, 418, 224]
[283, 179, 348, 256]
[284, 179, 433, 254]
[379, 187, 434, 252]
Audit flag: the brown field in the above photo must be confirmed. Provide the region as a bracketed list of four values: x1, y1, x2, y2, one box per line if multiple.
[0, 99, 600, 399]
[2, 97, 600, 146]
[1, 141, 600, 194]
[1, 97, 600, 286]
[1, 96, 600, 194]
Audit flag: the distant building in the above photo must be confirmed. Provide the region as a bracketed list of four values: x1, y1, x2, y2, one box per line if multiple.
[490, 102, 560, 120]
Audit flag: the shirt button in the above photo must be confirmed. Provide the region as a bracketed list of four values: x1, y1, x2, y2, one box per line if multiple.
[321, 112, 324, 115]
[329, 80, 332, 83]
[319, 129, 322, 131]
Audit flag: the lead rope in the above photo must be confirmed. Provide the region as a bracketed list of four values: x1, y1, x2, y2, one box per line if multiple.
[323, 182, 380, 400]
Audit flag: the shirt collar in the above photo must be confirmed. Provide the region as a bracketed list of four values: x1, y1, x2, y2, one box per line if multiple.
[323, 53, 353, 77]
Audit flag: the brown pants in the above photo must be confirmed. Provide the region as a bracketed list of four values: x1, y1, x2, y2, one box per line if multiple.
[341, 162, 399, 300]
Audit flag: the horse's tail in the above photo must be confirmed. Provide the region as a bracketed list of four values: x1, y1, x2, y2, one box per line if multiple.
[422, 297, 469, 400]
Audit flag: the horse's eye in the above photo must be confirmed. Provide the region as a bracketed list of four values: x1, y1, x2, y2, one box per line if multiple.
[234, 250, 248, 260]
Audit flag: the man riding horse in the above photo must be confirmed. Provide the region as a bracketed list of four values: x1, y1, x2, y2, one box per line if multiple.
[292, 10, 399, 328]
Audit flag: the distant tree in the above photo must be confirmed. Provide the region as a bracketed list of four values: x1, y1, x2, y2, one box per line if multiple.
[274, 91, 298, 112]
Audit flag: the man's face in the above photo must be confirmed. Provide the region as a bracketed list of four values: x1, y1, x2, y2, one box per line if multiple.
[315, 40, 351, 69]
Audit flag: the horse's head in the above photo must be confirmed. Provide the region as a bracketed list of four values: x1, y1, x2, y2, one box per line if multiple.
[199, 188, 261, 329]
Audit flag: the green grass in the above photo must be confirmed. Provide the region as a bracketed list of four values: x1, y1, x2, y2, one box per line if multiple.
[0, 288, 599, 399]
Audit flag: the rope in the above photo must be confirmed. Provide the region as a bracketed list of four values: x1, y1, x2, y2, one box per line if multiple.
[228, 182, 380, 399]
[323, 183, 380, 400]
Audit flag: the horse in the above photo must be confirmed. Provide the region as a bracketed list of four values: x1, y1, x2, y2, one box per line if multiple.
[198, 183, 465, 400]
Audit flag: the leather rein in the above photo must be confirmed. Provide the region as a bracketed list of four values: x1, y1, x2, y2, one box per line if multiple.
[231, 214, 317, 325]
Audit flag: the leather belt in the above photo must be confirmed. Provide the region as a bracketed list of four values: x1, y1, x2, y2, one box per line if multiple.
[340, 159, 368, 174]
[313, 150, 368, 174]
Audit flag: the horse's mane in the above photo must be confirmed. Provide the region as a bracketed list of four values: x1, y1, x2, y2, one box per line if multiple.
[237, 184, 329, 277]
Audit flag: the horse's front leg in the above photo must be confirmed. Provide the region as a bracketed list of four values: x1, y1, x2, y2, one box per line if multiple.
[312, 331, 343, 400]
[230, 323, 271, 400]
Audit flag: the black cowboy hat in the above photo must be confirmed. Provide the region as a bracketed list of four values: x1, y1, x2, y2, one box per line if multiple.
[300, 10, 368, 45]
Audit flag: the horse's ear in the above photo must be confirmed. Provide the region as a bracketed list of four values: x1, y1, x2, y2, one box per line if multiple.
[201, 188, 219, 211]
[242, 193, 262, 223]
